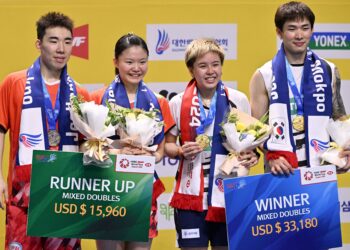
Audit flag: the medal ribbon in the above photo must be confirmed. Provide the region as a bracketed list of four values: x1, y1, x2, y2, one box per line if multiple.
[196, 91, 217, 135]
[17, 57, 78, 166]
[285, 57, 303, 116]
[42, 78, 60, 132]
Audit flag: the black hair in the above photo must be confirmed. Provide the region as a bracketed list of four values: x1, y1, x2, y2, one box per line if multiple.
[275, 1, 315, 31]
[114, 33, 149, 75]
[36, 12, 74, 40]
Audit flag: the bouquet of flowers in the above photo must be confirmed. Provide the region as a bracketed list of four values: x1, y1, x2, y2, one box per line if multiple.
[220, 108, 271, 176]
[320, 115, 350, 169]
[108, 104, 164, 152]
[70, 96, 116, 167]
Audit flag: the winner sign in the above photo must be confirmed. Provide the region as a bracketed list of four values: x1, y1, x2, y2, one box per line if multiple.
[223, 165, 342, 250]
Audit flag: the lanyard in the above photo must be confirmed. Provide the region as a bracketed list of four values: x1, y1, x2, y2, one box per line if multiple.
[196, 91, 217, 135]
[285, 57, 303, 116]
[42, 79, 60, 131]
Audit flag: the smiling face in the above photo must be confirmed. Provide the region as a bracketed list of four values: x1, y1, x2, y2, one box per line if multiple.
[190, 51, 222, 93]
[36, 26, 73, 76]
[114, 45, 148, 87]
[277, 18, 313, 63]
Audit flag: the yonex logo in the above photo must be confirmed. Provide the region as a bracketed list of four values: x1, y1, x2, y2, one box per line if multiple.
[310, 32, 350, 50]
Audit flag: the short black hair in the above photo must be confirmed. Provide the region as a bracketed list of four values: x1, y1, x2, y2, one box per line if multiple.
[36, 12, 74, 40]
[275, 1, 315, 31]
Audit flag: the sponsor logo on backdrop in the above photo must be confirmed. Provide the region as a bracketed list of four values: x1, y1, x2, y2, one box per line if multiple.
[341, 200, 350, 212]
[72, 24, 89, 59]
[339, 188, 350, 223]
[157, 193, 175, 230]
[277, 24, 350, 59]
[159, 202, 174, 221]
[156, 29, 170, 55]
[147, 24, 237, 61]
[310, 32, 349, 50]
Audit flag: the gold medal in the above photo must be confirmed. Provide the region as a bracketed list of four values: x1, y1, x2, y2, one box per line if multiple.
[48, 130, 61, 147]
[195, 134, 210, 149]
[292, 115, 304, 131]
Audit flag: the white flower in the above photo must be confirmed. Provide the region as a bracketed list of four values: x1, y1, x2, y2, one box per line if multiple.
[327, 117, 350, 148]
[219, 108, 271, 176]
[221, 109, 271, 153]
[321, 148, 347, 168]
[70, 96, 115, 167]
[320, 117, 350, 169]
[112, 107, 164, 151]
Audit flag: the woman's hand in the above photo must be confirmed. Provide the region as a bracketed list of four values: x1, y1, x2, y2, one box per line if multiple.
[120, 146, 152, 156]
[109, 146, 151, 155]
[181, 141, 203, 160]
[238, 150, 259, 168]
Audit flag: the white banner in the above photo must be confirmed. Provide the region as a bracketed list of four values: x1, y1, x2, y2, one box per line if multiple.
[147, 24, 237, 61]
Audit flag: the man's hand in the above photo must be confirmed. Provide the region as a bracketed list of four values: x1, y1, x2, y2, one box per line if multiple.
[0, 175, 8, 210]
[269, 157, 294, 175]
[337, 149, 350, 174]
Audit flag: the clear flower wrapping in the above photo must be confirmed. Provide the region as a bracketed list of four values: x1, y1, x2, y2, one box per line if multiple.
[107, 103, 164, 152]
[220, 109, 271, 176]
[70, 96, 115, 167]
[321, 116, 350, 169]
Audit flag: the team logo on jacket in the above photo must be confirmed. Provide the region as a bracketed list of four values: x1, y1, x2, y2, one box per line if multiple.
[310, 139, 329, 152]
[155, 29, 170, 55]
[19, 133, 42, 148]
